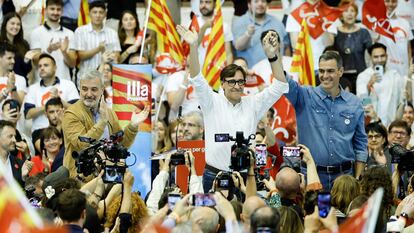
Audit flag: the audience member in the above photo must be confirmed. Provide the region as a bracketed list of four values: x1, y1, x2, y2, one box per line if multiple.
[356, 43, 407, 126]
[0, 120, 33, 186]
[118, 10, 143, 64]
[62, 70, 149, 177]
[178, 26, 288, 192]
[0, 42, 27, 106]
[29, 126, 64, 176]
[181, 111, 204, 141]
[190, 207, 220, 233]
[285, 51, 368, 190]
[24, 54, 78, 133]
[278, 206, 304, 233]
[241, 196, 266, 232]
[71, 1, 121, 86]
[250, 206, 281, 233]
[31, 97, 64, 153]
[29, 0, 76, 82]
[56, 189, 87, 233]
[232, 0, 288, 68]
[365, 122, 389, 168]
[334, 0, 372, 93]
[0, 12, 35, 80]
[330, 175, 360, 219]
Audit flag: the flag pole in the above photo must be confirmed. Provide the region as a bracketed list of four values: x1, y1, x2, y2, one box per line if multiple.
[139, 0, 153, 63]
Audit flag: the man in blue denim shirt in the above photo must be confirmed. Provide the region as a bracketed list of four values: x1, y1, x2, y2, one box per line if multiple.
[285, 51, 368, 190]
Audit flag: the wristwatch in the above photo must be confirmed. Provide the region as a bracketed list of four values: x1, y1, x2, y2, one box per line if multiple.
[400, 212, 410, 219]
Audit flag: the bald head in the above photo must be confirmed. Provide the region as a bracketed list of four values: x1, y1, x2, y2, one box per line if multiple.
[251, 206, 280, 233]
[275, 167, 300, 199]
[242, 196, 266, 224]
[190, 207, 219, 233]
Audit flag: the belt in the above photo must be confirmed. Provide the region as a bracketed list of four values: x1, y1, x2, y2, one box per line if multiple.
[302, 161, 353, 174]
[317, 161, 353, 174]
[204, 164, 222, 174]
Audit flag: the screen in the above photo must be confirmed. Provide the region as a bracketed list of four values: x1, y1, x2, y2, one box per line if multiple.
[192, 193, 216, 207]
[168, 194, 181, 210]
[282, 146, 301, 157]
[103, 166, 123, 183]
[256, 144, 267, 166]
[318, 193, 331, 218]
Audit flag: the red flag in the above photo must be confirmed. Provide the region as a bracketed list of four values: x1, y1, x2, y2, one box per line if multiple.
[362, 0, 395, 42]
[290, 1, 345, 39]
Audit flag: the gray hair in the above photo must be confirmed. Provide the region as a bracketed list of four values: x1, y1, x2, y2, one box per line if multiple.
[183, 110, 204, 128]
[190, 207, 219, 233]
[79, 69, 104, 87]
[172, 221, 193, 233]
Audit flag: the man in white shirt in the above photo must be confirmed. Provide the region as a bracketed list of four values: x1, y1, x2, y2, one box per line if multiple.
[0, 43, 27, 107]
[24, 54, 79, 132]
[178, 25, 288, 192]
[378, 0, 413, 77]
[30, 0, 76, 82]
[71, 0, 121, 87]
[356, 43, 407, 126]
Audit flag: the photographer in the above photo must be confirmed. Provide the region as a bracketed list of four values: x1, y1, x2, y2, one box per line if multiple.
[62, 70, 150, 178]
[146, 151, 203, 215]
[177, 25, 288, 192]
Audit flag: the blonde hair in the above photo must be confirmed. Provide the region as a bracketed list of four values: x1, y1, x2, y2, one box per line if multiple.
[331, 175, 360, 213]
[279, 206, 304, 233]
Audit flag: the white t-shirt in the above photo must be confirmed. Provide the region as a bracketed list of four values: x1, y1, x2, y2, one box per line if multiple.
[356, 67, 406, 126]
[396, 0, 414, 30]
[24, 78, 79, 131]
[165, 70, 200, 121]
[30, 23, 75, 82]
[286, 15, 338, 70]
[378, 17, 413, 77]
[13, 0, 43, 41]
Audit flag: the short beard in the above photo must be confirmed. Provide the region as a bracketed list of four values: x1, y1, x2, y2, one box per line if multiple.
[201, 9, 214, 17]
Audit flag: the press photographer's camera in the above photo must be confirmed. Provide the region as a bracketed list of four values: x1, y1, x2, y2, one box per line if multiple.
[170, 150, 186, 165]
[215, 131, 255, 171]
[389, 144, 414, 171]
[72, 131, 131, 183]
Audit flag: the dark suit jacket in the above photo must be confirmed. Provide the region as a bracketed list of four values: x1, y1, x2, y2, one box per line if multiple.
[9, 154, 24, 187]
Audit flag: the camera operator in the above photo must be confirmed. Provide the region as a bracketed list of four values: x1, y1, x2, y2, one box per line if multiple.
[62, 70, 150, 178]
[177, 24, 288, 192]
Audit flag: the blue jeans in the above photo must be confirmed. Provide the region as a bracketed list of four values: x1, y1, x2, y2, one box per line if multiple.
[318, 169, 353, 191]
[203, 167, 219, 193]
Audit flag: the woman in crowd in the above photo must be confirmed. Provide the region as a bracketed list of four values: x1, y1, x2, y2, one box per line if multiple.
[29, 127, 64, 176]
[365, 122, 388, 168]
[278, 206, 304, 233]
[169, 119, 184, 149]
[154, 120, 172, 154]
[334, 1, 372, 93]
[330, 175, 360, 222]
[118, 10, 142, 64]
[0, 12, 33, 81]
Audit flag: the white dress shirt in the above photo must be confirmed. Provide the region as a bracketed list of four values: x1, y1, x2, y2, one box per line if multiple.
[190, 73, 289, 171]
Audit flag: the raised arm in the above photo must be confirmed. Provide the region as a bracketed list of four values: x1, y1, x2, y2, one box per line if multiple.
[262, 31, 286, 83]
[177, 25, 200, 78]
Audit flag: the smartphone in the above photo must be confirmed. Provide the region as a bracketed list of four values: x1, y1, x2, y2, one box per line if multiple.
[281, 146, 301, 158]
[255, 144, 267, 167]
[102, 166, 125, 184]
[374, 64, 383, 82]
[8, 99, 19, 112]
[361, 97, 372, 107]
[192, 193, 216, 207]
[168, 193, 181, 210]
[318, 192, 331, 218]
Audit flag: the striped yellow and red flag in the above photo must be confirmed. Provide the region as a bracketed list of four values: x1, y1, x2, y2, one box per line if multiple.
[290, 19, 315, 86]
[78, 0, 90, 27]
[202, 0, 226, 91]
[112, 65, 152, 131]
[148, 0, 185, 67]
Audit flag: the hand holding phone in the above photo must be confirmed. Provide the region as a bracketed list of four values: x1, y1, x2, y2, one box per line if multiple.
[168, 193, 181, 210]
[255, 144, 267, 167]
[281, 146, 301, 158]
[192, 193, 215, 207]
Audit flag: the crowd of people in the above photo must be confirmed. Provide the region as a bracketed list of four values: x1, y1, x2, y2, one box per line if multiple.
[1, 0, 414, 232]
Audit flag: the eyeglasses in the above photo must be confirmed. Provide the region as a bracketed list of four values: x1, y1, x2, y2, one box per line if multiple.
[368, 134, 383, 139]
[389, 131, 408, 137]
[224, 79, 246, 87]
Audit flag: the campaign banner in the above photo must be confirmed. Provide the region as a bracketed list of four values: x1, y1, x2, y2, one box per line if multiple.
[176, 140, 206, 194]
[112, 64, 152, 197]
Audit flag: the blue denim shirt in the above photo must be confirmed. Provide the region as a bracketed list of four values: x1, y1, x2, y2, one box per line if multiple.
[284, 78, 368, 166]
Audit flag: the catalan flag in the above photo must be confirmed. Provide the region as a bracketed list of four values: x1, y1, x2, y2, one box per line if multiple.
[78, 0, 90, 27]
[148, 0, 185, 67]
[112, 65, 152, 131]
[202, 0, 226, 91]
[290, 19, 315, 86]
